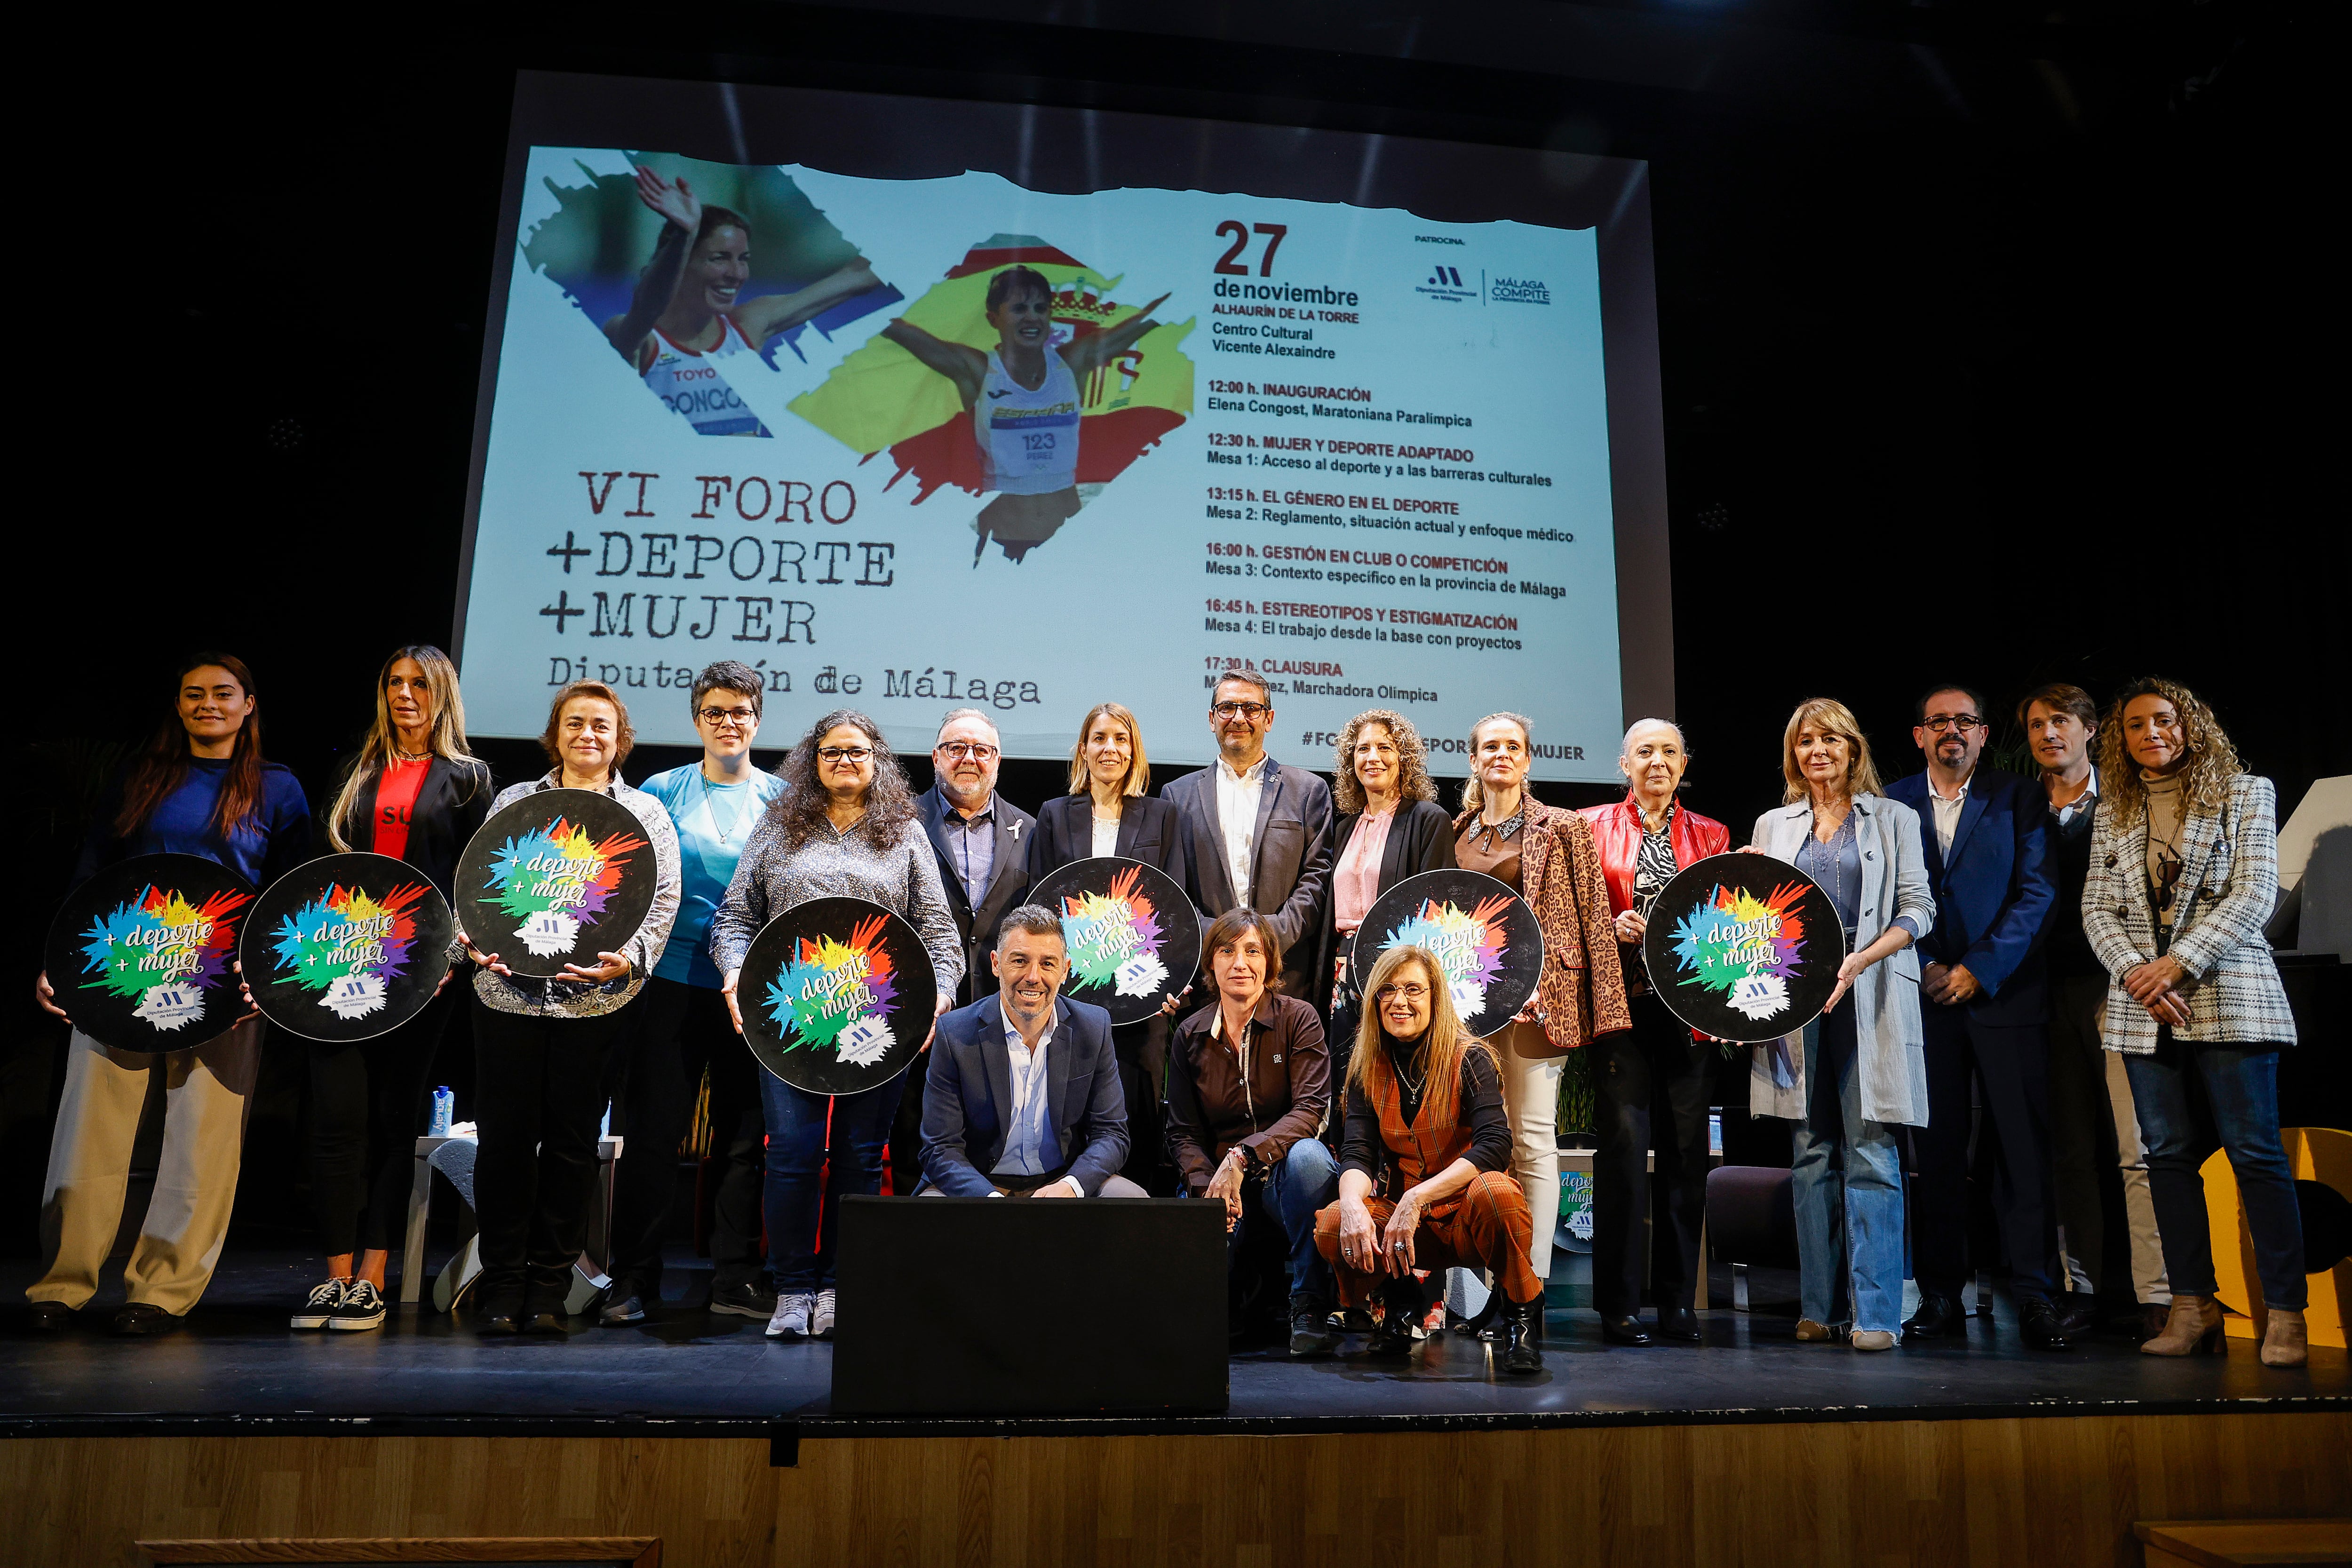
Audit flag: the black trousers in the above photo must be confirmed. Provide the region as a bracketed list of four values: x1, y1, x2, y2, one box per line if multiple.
[602, 976, 766, 1297]
[307, 988, 457, 1257]
[472, 1000, 632, 1302]
[1113, 1016, 1177, 1195]
[1591, 992, 1716, 1318]
[1911, 1003, 2060, 1302]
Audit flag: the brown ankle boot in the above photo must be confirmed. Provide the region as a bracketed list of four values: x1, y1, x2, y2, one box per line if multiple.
[2141, 1294, 2225, 1356]
[2259, 1307, 2307, 1369]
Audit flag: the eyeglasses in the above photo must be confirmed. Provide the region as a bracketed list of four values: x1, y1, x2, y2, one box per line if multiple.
[1212, 701, 1270, 720]
[1920, 715, 1986, 734]
[817, 746, 873, 763]
[936, 741, 1000, 762]
[1376, 983, 1430, 1002]
[699, 707, 756, 727]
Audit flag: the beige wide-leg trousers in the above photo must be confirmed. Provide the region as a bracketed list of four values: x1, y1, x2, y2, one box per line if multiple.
[27, 1020, 262, 1316]
[1492, 1021, 1565, 1281]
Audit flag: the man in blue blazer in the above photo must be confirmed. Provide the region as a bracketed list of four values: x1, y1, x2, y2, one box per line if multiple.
[917, 905, 1145, 1198]
[1888, 683, 2066, 1349]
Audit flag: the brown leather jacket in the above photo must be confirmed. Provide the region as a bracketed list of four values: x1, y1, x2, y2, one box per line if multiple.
[1453, 797, 1631, 1055]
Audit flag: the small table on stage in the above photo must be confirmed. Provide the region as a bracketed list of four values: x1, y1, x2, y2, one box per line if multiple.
[399, 1132, 624, 1306]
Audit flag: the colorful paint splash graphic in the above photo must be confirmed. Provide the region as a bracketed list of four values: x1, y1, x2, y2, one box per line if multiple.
[1382, 895, 1513, 1022]
[1664, 883, 1812, 1021]
[268, 882, 431, 1022]
[76, 885, 251, 1032]
[764, 915, 902, 1068]
[1057, 866, 1170, 1000]
[485, 817, 648, 958]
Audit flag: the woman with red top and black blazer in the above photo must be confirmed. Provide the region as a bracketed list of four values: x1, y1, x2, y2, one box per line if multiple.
[1578, 720, 1730, 1346]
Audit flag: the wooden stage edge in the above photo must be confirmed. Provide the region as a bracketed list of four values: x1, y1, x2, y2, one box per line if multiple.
[6, 1412, 2350, 1567]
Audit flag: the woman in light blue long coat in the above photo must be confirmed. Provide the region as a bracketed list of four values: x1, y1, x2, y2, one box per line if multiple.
[1748, 698, 1933, 1350]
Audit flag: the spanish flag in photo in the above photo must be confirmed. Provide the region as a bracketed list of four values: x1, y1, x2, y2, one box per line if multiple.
[788, 234, 1193, 502]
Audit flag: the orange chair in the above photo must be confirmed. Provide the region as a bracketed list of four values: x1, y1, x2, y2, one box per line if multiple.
[2201, 1126, 2350, 1348]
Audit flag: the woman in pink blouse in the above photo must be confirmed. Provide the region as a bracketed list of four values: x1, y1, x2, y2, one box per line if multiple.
[1319, 710, 1458, 1067]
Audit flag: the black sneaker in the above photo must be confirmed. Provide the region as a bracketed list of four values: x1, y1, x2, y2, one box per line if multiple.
[1288, 1295, 1341, 1359]
[599, 1287, 646, 1326]
[708, 1279, 777, 1320]
[292, 1279, 345, 1330]
[327, 1280, 387, 1332]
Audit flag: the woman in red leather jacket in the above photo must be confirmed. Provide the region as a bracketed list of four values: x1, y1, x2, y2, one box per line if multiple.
[1578, 720, 1731, 1345]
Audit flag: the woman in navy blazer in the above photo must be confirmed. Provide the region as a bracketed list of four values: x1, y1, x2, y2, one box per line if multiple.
[1027, 702, 1200, 1193]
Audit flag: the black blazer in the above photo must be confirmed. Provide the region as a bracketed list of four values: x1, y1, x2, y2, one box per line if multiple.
[1027, 795, 1202, 914]
[341, 756, 494, 898]
[915, 783, 1037, 1006]
[1318, 798, 1458, 994]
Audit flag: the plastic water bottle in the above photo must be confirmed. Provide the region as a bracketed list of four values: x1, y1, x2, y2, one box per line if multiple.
[600, 1101, 612, 1138]
[429, 1086, 454, 1138]
[1709, 1112, 1723, 1157]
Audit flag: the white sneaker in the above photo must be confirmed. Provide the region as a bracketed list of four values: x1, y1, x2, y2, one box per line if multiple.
[766, 1291, 815, 1338]
[291, 1278, 345, 1330]
[811, 1289, 836, 1338]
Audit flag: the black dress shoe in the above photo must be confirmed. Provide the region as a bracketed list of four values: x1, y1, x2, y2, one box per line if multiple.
[1501, 1299, 1545, 1374]
[1288, 1295, 1341, 1359]
[2018, 1297, 2074, 1352]
[1365, 1287, 1418, 1358]
[27, 1301, 75, 1331]
[1658, 1305, 1703, 1343]
[521, 1310, 568, 1337]
[2056, 1295, 2100, 1337]
[1599, 1313, 1652, 1346]
[1903, 1292, 1960, 1339]
[111, 1303, 179, 1337]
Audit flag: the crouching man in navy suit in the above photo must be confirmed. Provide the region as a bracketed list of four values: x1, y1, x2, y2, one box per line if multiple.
[916, 905, 1147, 1198]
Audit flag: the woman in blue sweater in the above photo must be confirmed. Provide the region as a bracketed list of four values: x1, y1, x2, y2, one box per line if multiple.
[29, 653, 311, 1335]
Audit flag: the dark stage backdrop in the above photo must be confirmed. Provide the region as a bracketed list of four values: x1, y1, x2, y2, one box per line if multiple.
[11, 2, 2338, 1253]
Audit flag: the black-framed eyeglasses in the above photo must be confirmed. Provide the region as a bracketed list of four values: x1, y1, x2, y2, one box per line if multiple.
[936, 741, 1000, 762]
[699, 707, 757, 727]
[1212, 701, 1270, 720]
[1920, 715, 1986, 734]
[817, 746, 873, 763]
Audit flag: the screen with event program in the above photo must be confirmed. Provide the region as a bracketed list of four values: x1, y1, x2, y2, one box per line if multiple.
[455, 70, 1672, 781]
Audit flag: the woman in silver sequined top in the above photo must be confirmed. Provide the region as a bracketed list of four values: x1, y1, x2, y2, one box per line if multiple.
[710, 708, 963, 1341]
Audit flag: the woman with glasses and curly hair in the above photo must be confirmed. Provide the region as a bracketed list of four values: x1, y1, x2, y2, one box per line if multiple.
[1319, 709, 1457, 1072]
[2082, 677, 2304, 1366]
[709, 709, 965, 1342]
[1315, 944, 1545, 1372]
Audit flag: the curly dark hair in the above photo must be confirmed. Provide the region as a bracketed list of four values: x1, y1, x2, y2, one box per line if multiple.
[761, 708, 919, 853]
[1331, 708, 1438, 814]
[2096, 676, 2243, 829]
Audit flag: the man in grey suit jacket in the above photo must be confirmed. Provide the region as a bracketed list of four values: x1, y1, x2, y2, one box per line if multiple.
[1162, 670, 1335, 1009]
[918, 907, 1144, 1197]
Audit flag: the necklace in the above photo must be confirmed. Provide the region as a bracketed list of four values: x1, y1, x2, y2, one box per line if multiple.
[699, 771, 747, 847]
[1387, 1041, 1427, 1099]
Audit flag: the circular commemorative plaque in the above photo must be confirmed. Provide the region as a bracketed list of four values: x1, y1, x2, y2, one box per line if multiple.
[239, 853, 456, 1042]
[42, 854, 259, 1051]
[739, 897, 940, 1096]
[1641, 853, 1849, 1043]
[1026, 857, 1202, 1025]
[453, 788, 658, 979]
[1349, 869, 1545, 1034]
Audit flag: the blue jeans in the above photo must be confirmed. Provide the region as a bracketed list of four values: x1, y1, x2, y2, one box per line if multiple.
[2124, 1038, 2305, 1310]
[1789, 1004, 1908, 1337]
[758, 1073, 899, 1293]
[1222, 1137, 1339, 1303]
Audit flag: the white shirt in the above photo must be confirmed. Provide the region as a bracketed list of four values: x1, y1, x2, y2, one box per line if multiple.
[2052, 769, 2100, 827]
[1926, 772, 1971, 859]
[998, 1011, 1083, 1197]
[1214, 755, 1270, 905]
[1090, 805, 1121, 859]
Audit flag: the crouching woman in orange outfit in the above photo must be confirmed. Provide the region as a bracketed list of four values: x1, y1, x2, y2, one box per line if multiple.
[1314, 944, 1544, 1374]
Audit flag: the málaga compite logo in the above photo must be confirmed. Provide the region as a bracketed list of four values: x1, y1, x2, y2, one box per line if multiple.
[77, 885, 251, 1031]
[268, 883, 431, 1021]
[764, 915, 901, 1067]
[1057, 865, 1171, 1001]
[485, 818, 649, 958]
[1383, 894, 1513, 1023]
[1666, 882, 1812, 1022]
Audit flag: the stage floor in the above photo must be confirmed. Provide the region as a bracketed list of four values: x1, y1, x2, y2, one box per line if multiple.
[4, 1251, 2343, 1440]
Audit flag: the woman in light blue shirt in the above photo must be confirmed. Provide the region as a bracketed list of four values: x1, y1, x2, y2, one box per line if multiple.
[599, 662, 786, 1326]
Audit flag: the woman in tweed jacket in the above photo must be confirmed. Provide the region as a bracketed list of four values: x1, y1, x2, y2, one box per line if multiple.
[710, 709, 964, 1342]
[2082, 677, 2304, 1366]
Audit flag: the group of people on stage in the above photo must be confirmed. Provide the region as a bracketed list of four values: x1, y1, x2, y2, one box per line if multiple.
[24, 654, 2310, 1372]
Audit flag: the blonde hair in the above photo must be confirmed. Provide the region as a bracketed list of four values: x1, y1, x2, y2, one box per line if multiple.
[1345, 944, 1493, 1130]
[1459, 710, 1534, 814]
[1332, 709, 1438, 814]
[2097, 676, 2243, 828]
[1065, 701, 1149, 796]
[1778, 697, 1884, 804]
[326, 645, 485, 851]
